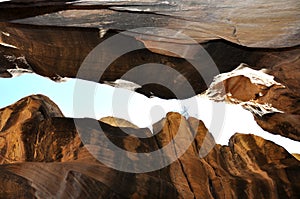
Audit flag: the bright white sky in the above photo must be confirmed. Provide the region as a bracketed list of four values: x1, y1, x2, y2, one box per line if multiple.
[0, 73, 299, 154]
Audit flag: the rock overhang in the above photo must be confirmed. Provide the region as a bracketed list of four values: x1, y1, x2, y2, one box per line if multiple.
[0, 0, 299, 141]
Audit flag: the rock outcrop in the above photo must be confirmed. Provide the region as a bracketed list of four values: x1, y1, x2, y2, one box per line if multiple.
[0, 95, 64, 163]
[205, 63, 300, 141]
[253, 55, 300, 141]
[0, 1, 300, 99]
[0, 95, 299, 198]
[0, 1, 299, 197]
[1, 0, 299, 48]
[100, 116, 139, 129]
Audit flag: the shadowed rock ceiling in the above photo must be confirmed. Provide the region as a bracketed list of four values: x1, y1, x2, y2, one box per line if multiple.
[0, 0, 299, 141]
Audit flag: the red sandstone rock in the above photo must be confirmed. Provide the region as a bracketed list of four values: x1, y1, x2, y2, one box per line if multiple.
[0, 95, 299, 198]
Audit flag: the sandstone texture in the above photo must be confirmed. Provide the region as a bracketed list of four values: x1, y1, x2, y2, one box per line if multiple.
[0, 0, 299, 99]
[207, 52, 300, 141]
[0, 1, 299, 198]
[0, 95, 299, 198]
[100, 116, 139, 129]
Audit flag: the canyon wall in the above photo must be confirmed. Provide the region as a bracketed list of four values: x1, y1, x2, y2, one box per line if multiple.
[0, 1, 299, 198]
[0, 95, 299, 198]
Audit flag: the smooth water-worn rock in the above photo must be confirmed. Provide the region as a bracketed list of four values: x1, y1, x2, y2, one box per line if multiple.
[0, 95, 299, 198]
[2, 0, 299, 48]
[100, 116, 139, 129]
[0, 1, 300, 196]
[207, 60, 300, 141]
[0, 0, 300, 99]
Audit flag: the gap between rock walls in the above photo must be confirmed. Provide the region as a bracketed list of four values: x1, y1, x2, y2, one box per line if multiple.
[0, 1, 299, 198]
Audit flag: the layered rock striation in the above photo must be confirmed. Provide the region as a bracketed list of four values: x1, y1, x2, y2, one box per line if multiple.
[0, 95, 299, 198]
[205, 62, 300, 141]
[1, 2, 299, 140]
[0, 1, 299, 197]
[0, 0, 300, 99]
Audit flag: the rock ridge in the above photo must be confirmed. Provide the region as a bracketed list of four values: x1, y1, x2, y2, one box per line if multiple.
[0, 95, 299, 198]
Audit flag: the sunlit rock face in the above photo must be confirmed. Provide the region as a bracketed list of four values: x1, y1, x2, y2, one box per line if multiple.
[1, 0, 300, 48]
[1, 38, 299, 143]
[0, 95, 299, 198]
[100, 116, 139, 129]
[0, 0, 300, 99]
[205, 63, 300, 141]
[0, 95, 64, 163]
[253, 56, 300, 141]
[0, 1, 300, 197]
[1, 21, 300, 100]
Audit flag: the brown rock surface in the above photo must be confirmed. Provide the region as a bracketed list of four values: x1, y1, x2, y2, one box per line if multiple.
[1, 21, 300, 100]
[0, 1, 300, 196]
[2, 0, 299, 48]
[212, 58, 300, 141]
[293, 154, 300, 161]
[100, 116, 139, 129]
[253, 55, 300, 141]
[0, 95, 299, 198]
[0, 1, 299, 99]
[0, 95, 64, 163]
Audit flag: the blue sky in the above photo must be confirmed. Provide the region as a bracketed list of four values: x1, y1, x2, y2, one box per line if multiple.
[0, 73, 76, 116]
[0, 73, 299, 154]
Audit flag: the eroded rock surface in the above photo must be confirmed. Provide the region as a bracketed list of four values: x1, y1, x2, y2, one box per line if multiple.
[0, 95, 299, 198]
[100, 116, 139, 129]
[0, 95, 64, 163]
[206, 62, 300, 141]
[0, 1, 300, 100]
[1, 0, 299, 48]
[0, 1, 300, 197]
[254, 55, 300, 141]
